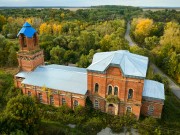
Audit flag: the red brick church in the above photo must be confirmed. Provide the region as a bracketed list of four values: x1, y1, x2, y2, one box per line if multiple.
[15, 22, 165, 119]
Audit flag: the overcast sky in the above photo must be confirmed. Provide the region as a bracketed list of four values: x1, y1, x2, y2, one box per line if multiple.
[0, 0, 180, 7]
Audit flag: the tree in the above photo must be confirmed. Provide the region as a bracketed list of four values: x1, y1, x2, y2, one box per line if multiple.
[77, 54, 90, 68]
[0, 15, 6, 31]
[7, 46, 18, 67]
[0, 95, 40, 134]
[78, 31, 96, 54]
[144, 36, 159, 50]
[50, 46, 65, 64]
[138, 117, 161, 135]
[132, 18, 154, 44]
[82, 117, 104, 134]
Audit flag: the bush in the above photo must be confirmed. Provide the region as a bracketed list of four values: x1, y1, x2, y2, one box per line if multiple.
[81, 117, 104, 135]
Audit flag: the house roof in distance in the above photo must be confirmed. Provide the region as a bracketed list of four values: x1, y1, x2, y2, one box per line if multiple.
[16, 64, 87, 95]
[17, 22, 36, 38]
[143, 79, 165, 100]
[87, 50, 149, 78]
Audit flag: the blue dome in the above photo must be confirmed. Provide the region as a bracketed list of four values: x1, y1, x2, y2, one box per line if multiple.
[17, 22, 37, 38]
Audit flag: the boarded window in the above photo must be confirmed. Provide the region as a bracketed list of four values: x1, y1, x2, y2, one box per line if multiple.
[94, 100, 99, 109]
[108, 85, 112, 95]
[95, 83, 99, 93]
[114, 87, 118, 95]
[148, 105, 154, 115]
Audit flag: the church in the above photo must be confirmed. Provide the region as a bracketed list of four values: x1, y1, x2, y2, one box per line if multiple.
[14, 22, 165, 119]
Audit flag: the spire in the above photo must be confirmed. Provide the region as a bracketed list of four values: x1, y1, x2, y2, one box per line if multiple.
[17, 22, 36, 38]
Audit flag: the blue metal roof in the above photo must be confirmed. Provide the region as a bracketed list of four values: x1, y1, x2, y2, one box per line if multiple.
[87, 50, 149, 78]
[17, 22, 36, 38]
[143, 79, 165, 100]
[16, 65, 87, 95]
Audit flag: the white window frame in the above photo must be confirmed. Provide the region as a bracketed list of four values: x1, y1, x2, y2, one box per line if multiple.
[148, 105, 154, 115]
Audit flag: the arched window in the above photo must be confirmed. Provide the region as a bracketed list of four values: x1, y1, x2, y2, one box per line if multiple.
[21, 34, 27, 47]
[114, 86, 118, 95]
[126, 106, 132, 114]
[28, 91, 31, 97]
[33, 34, 37, 46]
[94, 83, 99, 93]
[62, 98, 66, 105]
[38, 93, 43, 103]
[94, 100, 99, 109]
[148, 105, 154, 115]
[74, 100, 78, 107]
[108, 85, 112, 95]
[50, 95, 54, 105]
[128, 89, 133, 99]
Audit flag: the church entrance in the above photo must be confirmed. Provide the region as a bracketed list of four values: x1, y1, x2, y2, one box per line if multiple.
[108, 104, 115, 115]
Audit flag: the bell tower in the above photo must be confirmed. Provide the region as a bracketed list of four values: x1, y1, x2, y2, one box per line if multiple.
[17, 22, 44, 71]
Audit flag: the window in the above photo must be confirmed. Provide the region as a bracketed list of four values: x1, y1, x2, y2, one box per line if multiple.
[38, 93, 43, 103]
[94, 83, 99, 93]
[126, 106, 132, 114]
[33, 34, 37, 46]
[50, 95, 54, 105]
[114, 86, 118, 95]
[28, 91, 31, 97]
[22, 34, 27, 47]
[94, 100, 99, 109]
[62, 98, 66, 105]
[74, 100, 78, 107]
[128, 89, 133, 99]
[148, 105, 154, 115]
[108, 85, 112, 95]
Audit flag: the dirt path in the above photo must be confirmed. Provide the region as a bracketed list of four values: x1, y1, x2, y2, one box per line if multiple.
[125, 22, 135, 46]
[125, 22, 180, 99]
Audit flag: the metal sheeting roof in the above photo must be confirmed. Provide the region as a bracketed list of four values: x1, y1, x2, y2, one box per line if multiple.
[16, 65, 87, 95]
[17, 22, 36, 38]
[87, 50, 148, 78]
[15, 71, 30, 78]
[143, 79, 165, 100]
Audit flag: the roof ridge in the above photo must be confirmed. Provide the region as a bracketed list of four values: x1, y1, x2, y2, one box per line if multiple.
[125, 54, 145, 76]
[89, 53, 114, 67]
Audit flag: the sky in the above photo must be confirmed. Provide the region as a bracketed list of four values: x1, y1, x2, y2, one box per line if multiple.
[0, 0, 180, 7]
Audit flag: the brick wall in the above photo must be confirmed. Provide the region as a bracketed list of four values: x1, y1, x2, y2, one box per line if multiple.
[141, 99, 164, 118]
[20, 84, 86, 109]
[88, 66, 144, 119]
[17, 50, 44, 71]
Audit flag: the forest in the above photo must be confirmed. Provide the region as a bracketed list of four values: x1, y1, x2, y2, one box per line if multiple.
[0, 6, 180, 134]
